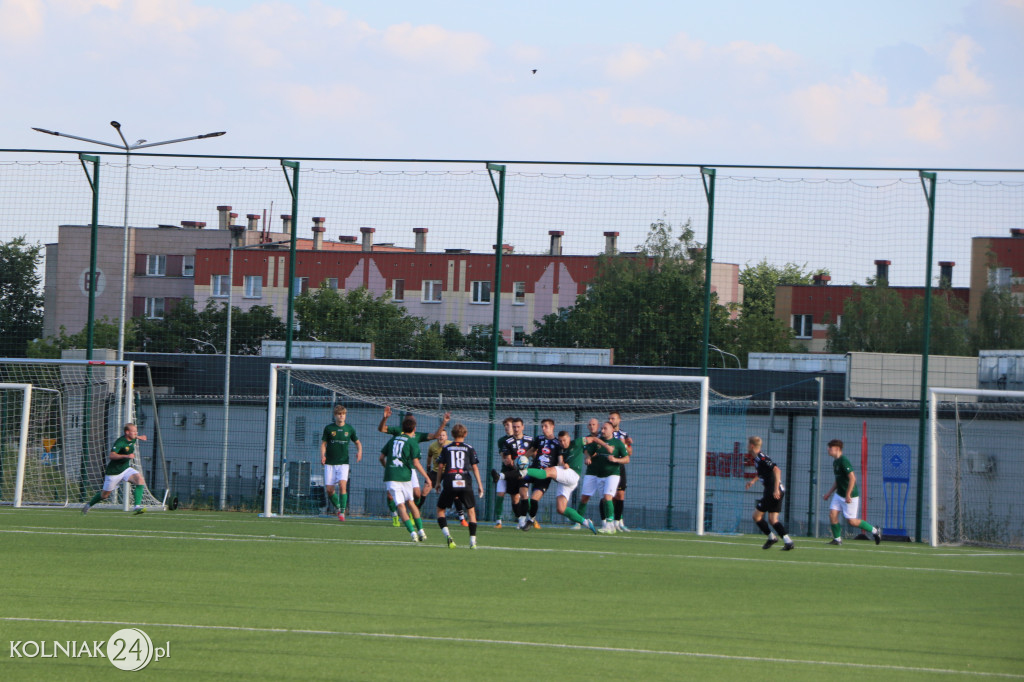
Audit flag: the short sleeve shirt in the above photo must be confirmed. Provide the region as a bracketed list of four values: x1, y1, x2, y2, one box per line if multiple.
[833, 455, 859, 498]
[322, 423, 358, 465]
[381, 434, 419, 482]
[105, 435, 137, 476]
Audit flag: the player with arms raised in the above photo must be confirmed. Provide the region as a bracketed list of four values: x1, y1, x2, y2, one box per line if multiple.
[381, 416, 432, 542]
[378, 406, 448, 524]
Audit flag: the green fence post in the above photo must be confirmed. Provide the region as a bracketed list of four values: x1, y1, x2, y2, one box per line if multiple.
[483, 163, 507, 520]
[278, 160, 300, 516]
[700, 168, 717, 376]
[915, 171, 937, 542]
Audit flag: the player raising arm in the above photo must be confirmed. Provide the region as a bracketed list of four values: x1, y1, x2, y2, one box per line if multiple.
[381, 416, 432, 542]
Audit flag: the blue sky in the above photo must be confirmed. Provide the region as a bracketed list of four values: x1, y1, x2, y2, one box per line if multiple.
[2, 0, 1021, 168]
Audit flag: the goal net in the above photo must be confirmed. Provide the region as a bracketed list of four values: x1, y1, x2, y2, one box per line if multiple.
[929, 388, 1024, 548]
[0, 359, 166, 510]
[262, 362, 740, 532]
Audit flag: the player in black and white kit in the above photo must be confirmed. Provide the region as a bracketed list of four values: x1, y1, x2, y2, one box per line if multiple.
[490, 418, 517, 528]
[608, 411, 633, 532]
[519, 418, 561, 530]
[744, 435, 794, 550]
[435, 423, 484, 549]
[503, 417, 537, 531]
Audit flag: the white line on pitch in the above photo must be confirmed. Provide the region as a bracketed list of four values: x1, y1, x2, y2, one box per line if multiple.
[1, 616, 1021, 679]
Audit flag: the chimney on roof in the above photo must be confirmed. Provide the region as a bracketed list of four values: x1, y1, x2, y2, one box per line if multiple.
[813, 273, 831, 286]
[939, 261, 955, 288]
[217, 205, 232, 230]
[414, 227, 428, 253]
[1011, 228, 1024, 238]
[493, 244, 514, 255]
[312, 217, 326, 251]
[874, 259, 890, 285]
[247, 214, 260, 232]
[548, 230, 563, 256]
[360, 226, 375, 252]
[604, 231, 619, 255]
[181, 220, 206, 229]
[280, 215, 292, 236]
[230, 224, 245, 248]
[339, 235, 358, 244]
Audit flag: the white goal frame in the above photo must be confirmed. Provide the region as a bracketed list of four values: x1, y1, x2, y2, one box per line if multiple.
[2, 383, 32, 507]
[0, 358, 168, 511]
[264, 363, 711, 531]
[928, 387, 1024, 547]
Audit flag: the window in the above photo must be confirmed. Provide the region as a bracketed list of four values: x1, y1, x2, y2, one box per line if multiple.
[392, 279, 405, 301]
[212, 275, 230, 297]
[323, 278, 339, 290]
[512, 325, 525, 346]
[422, 280, 442, 302]
[293, 277, 308, 294]
[989, 267, 1012, 291]
[513, 281, 526, 304]
[244, 275, 262, 299]
[182, 255, 195, 278]
[144, 297, 165, 319]
[471, 280, 491, 304]
[146, 254, 166, 277]
[792, 314, 813, 339]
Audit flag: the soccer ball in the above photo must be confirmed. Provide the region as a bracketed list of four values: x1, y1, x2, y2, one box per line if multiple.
[515, 455, 530, 472]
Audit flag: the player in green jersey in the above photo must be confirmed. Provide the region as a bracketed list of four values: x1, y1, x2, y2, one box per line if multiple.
[321, 405, 361, 521]
[378, 406, 448, 525]
[523, 430, 598, 533]
[577, 420, 629, 533]
[81, 423, 149, 515]
[823, 439, 881, 546]
[381, 415, 433, 542]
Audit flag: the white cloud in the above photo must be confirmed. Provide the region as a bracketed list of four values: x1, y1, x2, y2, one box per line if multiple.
[0, 0, 45, 42]
[788, 73, 889, 145]
[605, 45, 665, 79]
[128, 0, 218, 33]
[380, 22, 490, 71]
[934, 35, 991, 99]
[274, 82, 371, 121]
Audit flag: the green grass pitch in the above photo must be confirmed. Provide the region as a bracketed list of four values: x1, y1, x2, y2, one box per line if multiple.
[1, 508, 1022, 681]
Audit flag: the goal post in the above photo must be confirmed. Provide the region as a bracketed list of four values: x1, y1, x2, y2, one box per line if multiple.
[0, 358, 167, 511]
[264, 362, 712, 531]
[928, 387, 1024, 548]
[1, 383, 32, 507]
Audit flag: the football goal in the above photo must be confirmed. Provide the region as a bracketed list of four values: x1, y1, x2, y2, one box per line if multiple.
[264, 362, 727, 531]
[929, 387, 1024, 548]
[0, 359, 167, 510]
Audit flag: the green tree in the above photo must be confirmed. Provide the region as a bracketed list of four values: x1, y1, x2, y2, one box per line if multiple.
[134, 299, 285, 355]
[0, 237, 44, 358]
[726, 260, 825, 363]
[827, 280, 972, 356]
[528, 219, 732, 366]
[26, 317, 131, 359]
[294, 286, 423, 359]
[972, 288, 1024, 351]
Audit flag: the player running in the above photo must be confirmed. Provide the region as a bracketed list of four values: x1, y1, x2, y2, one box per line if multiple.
[823, 439, 882, 546]
[380, 416, 433, 542]
[378, 406, 448, 525]
[743, 436, 794, 550]
[82, 423, 149, 515]
[434, 424, 485, 549]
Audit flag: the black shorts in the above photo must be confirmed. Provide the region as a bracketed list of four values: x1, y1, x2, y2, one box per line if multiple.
[437, 486, 475, 512]
[617, 467, 627, 491]
[428, 471, 440, 489]
[505, 470, 526, 494]
[530, 478, 552, 494]
[755, 490, 784, 514]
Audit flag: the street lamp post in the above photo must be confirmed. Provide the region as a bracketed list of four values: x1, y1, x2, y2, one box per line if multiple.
[31, 123, 225, 423]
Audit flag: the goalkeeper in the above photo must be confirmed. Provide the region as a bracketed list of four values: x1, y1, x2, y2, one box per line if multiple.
[81, 423, 149, 515]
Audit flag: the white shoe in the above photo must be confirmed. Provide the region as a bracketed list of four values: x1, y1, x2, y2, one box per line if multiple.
[598, 521, 616, 534]
[418, 530, 427, 541]
[570, 523, 582, 530]
[131, 505, 145, 515]
[617, 520, 630, 532]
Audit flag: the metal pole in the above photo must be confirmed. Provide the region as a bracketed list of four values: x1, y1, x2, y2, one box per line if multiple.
[700, 168, 717, 375]
[666, 412, 677, 529]
[484, 163, 506, 519]
[915, 171, 938, 543]
[279, 160, 300, 517]
[219, 243, 234, 510]
[77, 154, 100, 360]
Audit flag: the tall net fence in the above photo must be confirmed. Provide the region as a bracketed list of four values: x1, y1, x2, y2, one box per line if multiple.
[2, 151, 1022, 524]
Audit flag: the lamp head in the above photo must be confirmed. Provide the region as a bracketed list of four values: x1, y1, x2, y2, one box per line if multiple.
[110, 121, 121, 130]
